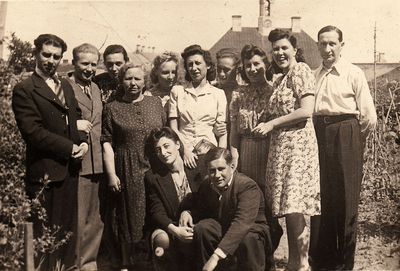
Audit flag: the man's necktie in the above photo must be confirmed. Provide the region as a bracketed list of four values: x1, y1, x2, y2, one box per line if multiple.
[83, 85, 92, 99]
[52, 75, 65, 105]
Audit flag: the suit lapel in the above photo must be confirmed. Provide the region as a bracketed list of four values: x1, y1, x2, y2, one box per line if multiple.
[31, 73, 65, 109]
[67, 77, 93, 112]
[157, 173, 179, 216]
[184, 167, 200, 192]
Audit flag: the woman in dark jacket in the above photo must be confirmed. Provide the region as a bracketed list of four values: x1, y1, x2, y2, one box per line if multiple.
[145, 127, 202, 271]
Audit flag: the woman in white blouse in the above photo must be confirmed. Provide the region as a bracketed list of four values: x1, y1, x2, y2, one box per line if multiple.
[169, 44, 227, 169]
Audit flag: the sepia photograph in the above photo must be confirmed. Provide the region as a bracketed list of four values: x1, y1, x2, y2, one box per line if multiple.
[0, 0, 399, 270]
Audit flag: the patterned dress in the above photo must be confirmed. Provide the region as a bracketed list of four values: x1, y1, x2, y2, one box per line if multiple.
[266, 62, 320, 217]
[230, 83, 273, 191]
[101, 95, 166, 265]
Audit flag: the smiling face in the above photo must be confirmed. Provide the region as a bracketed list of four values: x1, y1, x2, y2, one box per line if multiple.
[271, 38, 297, 73]
[217, 57, 237, 87]
[36, 44, 63, 77]
[208, 156, 234, 190]
[317, 30, 344, 68]
[243, 54, 267, 84]
[186, 54, 209, 83]
[122, 67, 145, 98]
[104, 53, 126, 80]
[73, 52, 99, 83]
[157, 60, 177, 90]
[155, 136, 181, 166]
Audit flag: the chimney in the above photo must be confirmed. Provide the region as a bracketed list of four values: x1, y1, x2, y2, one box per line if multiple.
[136, 44, 140, 53]
[378, 52, 386, 63]
[291, 16, 301, 33]
[63, 59, 69, 64]
[232, 15, 242, 32]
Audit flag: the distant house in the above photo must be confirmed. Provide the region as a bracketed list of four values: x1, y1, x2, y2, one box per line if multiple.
[355, 63, 400, 83]
[209, 1, 322, 69]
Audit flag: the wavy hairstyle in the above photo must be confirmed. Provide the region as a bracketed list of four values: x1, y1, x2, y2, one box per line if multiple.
[149, 51, 180, 85]
[149, 127, 185, 158]
[181, 44, 216, 82]
[34, 34, 67, 54]
[240, 44, 270, 83]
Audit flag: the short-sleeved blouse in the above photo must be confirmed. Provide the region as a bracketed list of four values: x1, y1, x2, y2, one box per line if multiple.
[229, 83, 273, 135]
[169, 83, 227, 148]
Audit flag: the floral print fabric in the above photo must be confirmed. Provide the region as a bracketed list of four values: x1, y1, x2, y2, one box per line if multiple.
[266, 62, 321, 217]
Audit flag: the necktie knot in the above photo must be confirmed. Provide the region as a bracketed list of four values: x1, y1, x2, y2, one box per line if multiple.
[83, 85, 92, 99]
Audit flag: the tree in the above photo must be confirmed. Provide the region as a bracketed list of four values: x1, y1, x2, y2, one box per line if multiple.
[6, 32, 35, 74]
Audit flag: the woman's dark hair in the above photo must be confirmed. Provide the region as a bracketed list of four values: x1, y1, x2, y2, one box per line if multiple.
[103, 44, 129, 62]
[150, 127, 185, 158]
[34, 34, 67, 54]
[204, 147, 233, 166]
[268, 29, 306, 67]
[240, 44, 270, 83]
[181, 44, 216, 82]
[216, 48, 241, 67]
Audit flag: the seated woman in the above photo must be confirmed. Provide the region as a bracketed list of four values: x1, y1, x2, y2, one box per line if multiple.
[169, 44, 227, 169]
[145, 127, 202, 271]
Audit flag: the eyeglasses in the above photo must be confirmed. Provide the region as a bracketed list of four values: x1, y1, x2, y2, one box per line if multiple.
[41, 52, 62, 60]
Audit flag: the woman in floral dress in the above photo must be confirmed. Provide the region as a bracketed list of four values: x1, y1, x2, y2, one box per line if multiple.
[252, 29, 320, 271]
[102, 63, 166, 269]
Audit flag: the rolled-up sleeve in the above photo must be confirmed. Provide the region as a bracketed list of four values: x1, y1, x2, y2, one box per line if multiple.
[353, 68, 377, 134]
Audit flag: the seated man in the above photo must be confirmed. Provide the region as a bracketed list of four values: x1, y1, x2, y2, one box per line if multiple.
[180, 147, 271, 271]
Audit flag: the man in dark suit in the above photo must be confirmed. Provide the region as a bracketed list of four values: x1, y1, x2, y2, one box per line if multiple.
[180, 147, 271, 271]
[66, 43, 104, 270]
[93, 44, 129, 104]
[12, 34, 88, 270]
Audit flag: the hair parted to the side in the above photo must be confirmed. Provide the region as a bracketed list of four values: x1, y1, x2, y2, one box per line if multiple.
[150, 51, 180, 84]
[72, 43, 100, 61]
[103, 44, 129, 62]
[204, 147, 233, 166]
[149, 127, 185, 157]
[317, 25, 343, 42]
[181, 44, 216, 82]
[240, 44, 270, 83]
[34, 34, 67, 54]
[268, 29, 305, 63]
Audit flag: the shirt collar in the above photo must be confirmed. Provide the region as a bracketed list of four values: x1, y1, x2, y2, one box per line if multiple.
[320, 57, 347, 76]
[184, 82, 213, 96]
[35, 66, 55, 81]
[210, 173, 234, 196]
[69, 73, 91, 89]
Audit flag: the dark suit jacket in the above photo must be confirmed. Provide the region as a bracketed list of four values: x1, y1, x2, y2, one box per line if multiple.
[145, 166, 203, 231]
[192, 171, 268, 256]
[67, 76, 103, 176]
[12, 72, 86, 183]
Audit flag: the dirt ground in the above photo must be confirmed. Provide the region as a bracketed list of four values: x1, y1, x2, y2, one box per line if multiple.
[98, 218, 400, 271]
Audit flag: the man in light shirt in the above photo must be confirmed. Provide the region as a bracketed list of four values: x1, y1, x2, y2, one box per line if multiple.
[312, 25, 377, 271]
[180, 147, 271, 271]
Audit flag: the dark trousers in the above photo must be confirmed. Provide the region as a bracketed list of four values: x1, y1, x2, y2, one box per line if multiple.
[26, 176, 78, 271]
[311, 117, 363, 270]
[193, 218, 266, 271]
[77, 174, 104, 270]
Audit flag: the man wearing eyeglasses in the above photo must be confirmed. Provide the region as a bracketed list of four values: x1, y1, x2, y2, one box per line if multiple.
[12, 33, 88, 271]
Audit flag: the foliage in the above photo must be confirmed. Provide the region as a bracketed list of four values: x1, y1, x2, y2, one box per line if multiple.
[357, 78, 400, 268]
[5, 32, 35, 74]
[0, 40, 70, 270]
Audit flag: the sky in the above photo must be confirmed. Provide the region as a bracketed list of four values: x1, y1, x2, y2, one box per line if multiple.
[2, 0, 400, 63]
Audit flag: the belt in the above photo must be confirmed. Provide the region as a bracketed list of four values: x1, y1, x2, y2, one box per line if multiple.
[314, 114, 356, 125]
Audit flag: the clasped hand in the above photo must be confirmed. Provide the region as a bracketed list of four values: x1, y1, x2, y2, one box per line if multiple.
[71, 143, 88, 159]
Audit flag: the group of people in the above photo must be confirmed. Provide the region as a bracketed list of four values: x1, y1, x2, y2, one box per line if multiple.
[11, 24, 377, 271]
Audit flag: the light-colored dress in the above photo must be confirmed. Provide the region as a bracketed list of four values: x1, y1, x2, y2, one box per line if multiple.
[169, 83, 227, 150]
[229, 84, 273, 190]
[266, 62, 320, 217]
